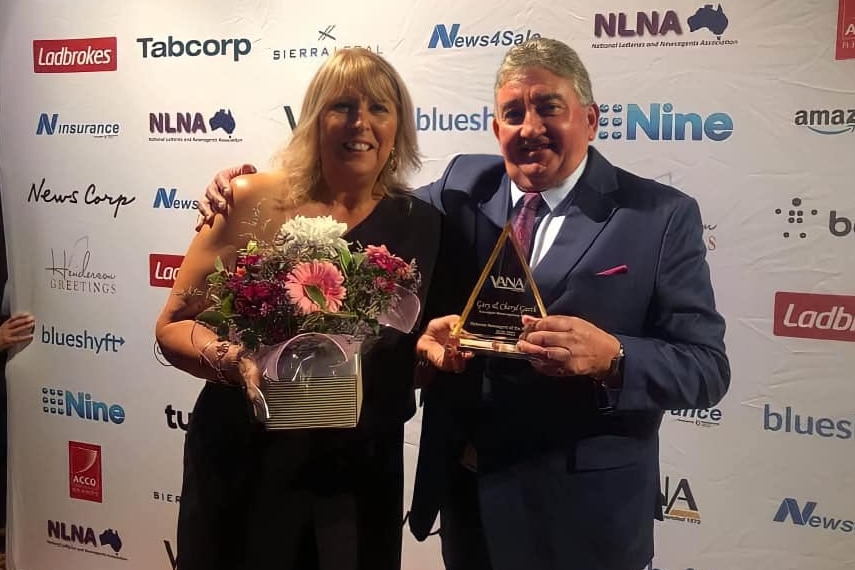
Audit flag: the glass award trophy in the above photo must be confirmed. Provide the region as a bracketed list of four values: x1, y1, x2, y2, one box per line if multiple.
[450, 223, 547, 358]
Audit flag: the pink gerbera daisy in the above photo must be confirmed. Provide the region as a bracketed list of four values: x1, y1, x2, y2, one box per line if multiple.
[284, 260, 346, 315]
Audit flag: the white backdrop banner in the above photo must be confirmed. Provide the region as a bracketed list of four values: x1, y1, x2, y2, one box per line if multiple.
[1, 1, 854, 569]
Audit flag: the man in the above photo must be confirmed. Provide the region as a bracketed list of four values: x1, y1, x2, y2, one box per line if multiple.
[197, 37, 729, 570]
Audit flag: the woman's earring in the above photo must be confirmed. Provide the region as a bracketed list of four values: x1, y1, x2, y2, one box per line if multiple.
[388, 147, 398, 173]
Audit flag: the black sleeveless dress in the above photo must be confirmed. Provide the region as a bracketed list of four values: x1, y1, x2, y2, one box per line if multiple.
[176, 195, 441, 570]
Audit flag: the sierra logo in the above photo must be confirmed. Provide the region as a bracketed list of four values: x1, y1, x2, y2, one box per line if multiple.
[773, 292, 855, 342]
[490, 275, 524, 292]
[33, 37, 117, 73]
[69, 441, 102, 503]
[150, 254, 184, 288]
[774, 498, 855, 533]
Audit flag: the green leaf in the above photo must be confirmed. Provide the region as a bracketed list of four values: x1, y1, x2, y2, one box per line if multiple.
[339, 247, 353, 270]
[197, 310, 225, 326]
[304, 285, 328, 310]
[214, 257, 226, 273]
[221, 294, 234, 315]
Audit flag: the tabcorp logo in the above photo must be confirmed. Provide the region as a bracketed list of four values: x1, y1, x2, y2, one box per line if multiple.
[597, 103, 733, 142]
[271, 25, 383, 60]
[427, 24, 540, 49]
[661, 476, 701, 524]
[793, 107, 855, 135]
[148, 109, 242, 143]
[137, 36, 251, 61]
[592, 4, 739, 49]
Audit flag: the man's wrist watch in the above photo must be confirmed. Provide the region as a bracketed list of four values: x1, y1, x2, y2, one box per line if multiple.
[601, 343, 625, 389]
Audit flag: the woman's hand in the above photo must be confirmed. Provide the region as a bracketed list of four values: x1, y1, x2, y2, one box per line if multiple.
[200, 341, 269, 421]
[0, 313, 35, 351]
[416, 315, 474, 374]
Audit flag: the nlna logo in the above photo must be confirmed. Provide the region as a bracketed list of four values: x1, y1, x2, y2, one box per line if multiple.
[597, 103, 733, 141]
[774, 498, 855, 533]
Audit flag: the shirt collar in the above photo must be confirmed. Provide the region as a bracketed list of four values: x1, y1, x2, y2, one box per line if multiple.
[509, 154, 588, 212]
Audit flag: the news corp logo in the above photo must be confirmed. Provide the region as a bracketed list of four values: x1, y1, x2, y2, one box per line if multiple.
[661, 476, 701, 525]
[763, 404, 855, 441]
[774, 498, 855, 534]
[597, 103, 733, 142]
[150, 253, 184, 288]
[148, 109, 243, 144]
[137, 36, 251, 61]
[69, 441, 102, 503]
[46, 521, 125, 560]
[592, 4, 739, 49]
[794, 107, 855, 135]
[427, 24, 540, 49]
[33, 37, 117, 73]
[27, 178, 136, 219]
[773, 292, 855, 343]
[42, 386, 126, 425]
[272, 24, 383, 61]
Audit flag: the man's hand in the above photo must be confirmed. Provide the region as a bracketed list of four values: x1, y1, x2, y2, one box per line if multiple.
[516, 314, 621, 378]
[0, 313, 35, 351]
[194, 163, 257, 231]
[416, 315, 474, 374]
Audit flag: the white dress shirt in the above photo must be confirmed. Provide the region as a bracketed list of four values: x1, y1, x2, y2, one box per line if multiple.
[509, 154, 588, 268]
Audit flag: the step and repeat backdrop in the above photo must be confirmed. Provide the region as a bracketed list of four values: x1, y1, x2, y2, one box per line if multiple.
[1, 1, 854, 569]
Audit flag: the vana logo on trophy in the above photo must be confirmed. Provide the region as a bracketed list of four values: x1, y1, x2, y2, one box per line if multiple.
[450, 223, 547, 357]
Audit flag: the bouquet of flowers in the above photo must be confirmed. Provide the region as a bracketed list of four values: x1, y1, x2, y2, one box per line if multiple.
[196, 214, 422, 430]
[198, 215, 421, 350]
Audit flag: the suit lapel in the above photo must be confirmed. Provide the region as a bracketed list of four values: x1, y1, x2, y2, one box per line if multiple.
[533, 148, 620, 306]
[477, 173, 511, 230]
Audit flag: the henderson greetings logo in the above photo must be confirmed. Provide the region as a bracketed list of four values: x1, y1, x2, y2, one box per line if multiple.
[592, 4, 738, 49]
[597, 103, 733, 142]
[33, 37, 117, 73]
[69, 441, 103, 503]
[46, 236, 117, 295]
[774, 292, 855, 342]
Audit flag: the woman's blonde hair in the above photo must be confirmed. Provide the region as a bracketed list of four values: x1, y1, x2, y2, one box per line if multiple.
[274, 48, 420, 203]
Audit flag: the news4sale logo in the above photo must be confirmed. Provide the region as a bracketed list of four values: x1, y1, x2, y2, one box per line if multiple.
[69, 441, 102, 503]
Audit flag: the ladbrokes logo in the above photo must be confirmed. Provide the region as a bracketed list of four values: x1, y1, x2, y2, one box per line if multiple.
[41, 325, 126, 354]
[774, 498, 855, 533]
[272, 24, 383, 61]
[150, 254, 184, 288]
[42, 387, 126, 425]
[773, 292, 855, 342]
[137, 36, 251, 61]
[33, 37, 117, 73]
[661, 476, 701, 524]
[69, 441, 103, 503]
[46, 236, 117, 295]
[148, 109, 243, 143]
[427, 24, 540, 49]
[47, 520, 125, 560]
[597, 103, 733, 141]
[592, 4, 739, 49]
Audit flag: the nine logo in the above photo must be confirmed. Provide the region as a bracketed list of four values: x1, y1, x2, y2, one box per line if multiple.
[597, 103, 733, 141]
[33, 37, 117, 73]
[69, 441, 103, 503]
[773, 292, 855, 342]
[42, 387, 126, 425]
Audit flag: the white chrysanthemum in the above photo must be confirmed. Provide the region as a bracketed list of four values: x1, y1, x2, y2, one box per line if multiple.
[277, 215, 349, 252]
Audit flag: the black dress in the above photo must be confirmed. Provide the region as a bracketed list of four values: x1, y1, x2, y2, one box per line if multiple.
[176, 195, 441, 570]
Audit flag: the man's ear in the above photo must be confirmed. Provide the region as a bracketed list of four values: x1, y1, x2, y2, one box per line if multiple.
[587, 103, 600, 141]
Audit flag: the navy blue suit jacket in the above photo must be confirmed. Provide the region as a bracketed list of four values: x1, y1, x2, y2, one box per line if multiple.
[409, 148, 729, 570]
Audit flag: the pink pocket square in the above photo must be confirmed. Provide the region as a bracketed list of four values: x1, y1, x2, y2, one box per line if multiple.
[595, 264, 629, 276]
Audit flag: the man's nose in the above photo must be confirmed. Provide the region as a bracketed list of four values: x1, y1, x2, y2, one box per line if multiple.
[520, 110, 546, 138]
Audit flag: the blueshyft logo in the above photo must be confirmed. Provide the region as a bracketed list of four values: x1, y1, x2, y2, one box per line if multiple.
[41, 325, 125, 354]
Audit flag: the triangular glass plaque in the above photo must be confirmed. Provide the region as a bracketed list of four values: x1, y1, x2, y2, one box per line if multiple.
[450, 223, 547, 358]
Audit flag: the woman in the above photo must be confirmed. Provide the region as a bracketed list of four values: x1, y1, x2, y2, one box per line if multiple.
[155, 48, 440, 570]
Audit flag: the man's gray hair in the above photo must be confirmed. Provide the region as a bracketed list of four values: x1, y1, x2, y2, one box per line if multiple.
[494, 37, 595, 106]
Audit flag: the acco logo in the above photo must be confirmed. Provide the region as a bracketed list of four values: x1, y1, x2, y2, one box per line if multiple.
[773, 292, 855, 342]
[150, 254, 184, 288]
[137, 36, 251, 62]
[69, 441, 102, 503]
[33, 37, 117, 73]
